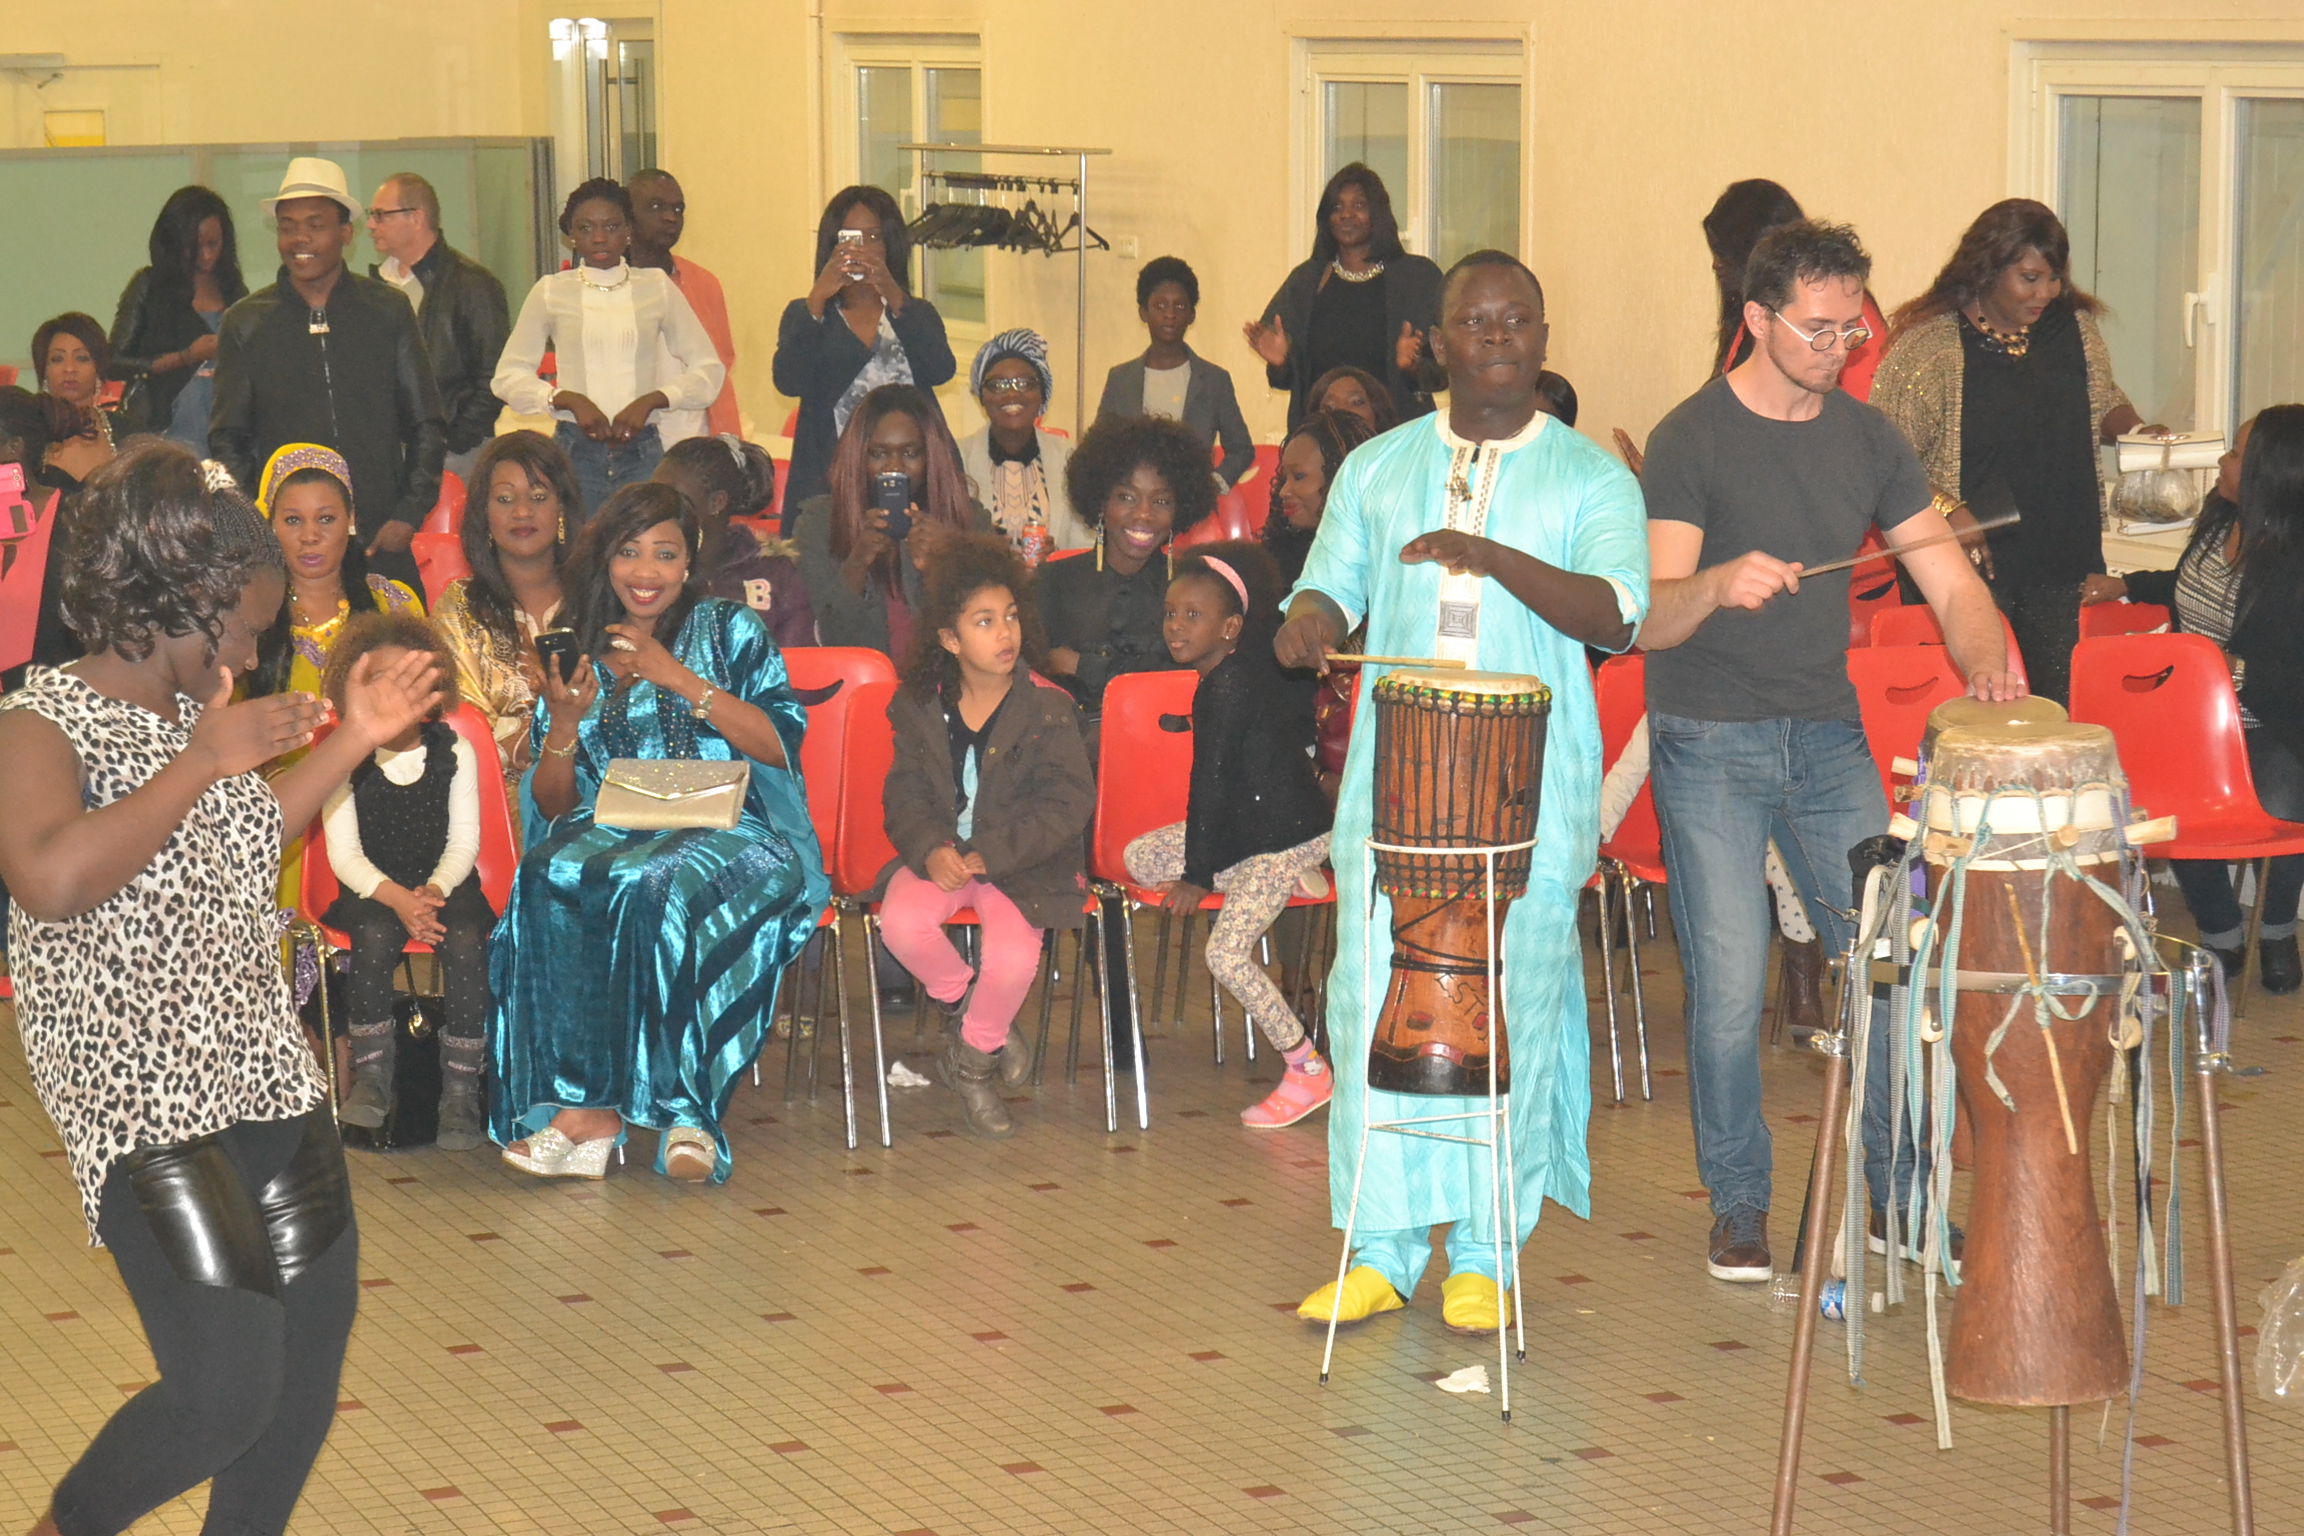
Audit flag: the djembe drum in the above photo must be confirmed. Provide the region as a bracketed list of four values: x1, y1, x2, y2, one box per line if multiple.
[1365, 669, 1549, 1096]
[1920, 719, 2131, 1407]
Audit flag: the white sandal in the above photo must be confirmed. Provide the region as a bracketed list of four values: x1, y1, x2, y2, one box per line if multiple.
[661, 1126, 716, 1183]
[502, 1125, 616, 1180]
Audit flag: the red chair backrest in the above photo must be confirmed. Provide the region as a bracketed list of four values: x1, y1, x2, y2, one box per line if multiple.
[298, 703, 520, 947]
[2069, 633, 2260, 825]
[767, 456, 789, 527]
[1044, 545, 1091, 562]
[411, 531, 472, 608]
[1592, 653, 1661, 872]
[830, 679, 903, 898]
[1846, 531, 1903, 649]
[1846, 644, 1968, 798]
[780, 407, 800, 439]
[2079, 600, 2171, 639]
[0, 486, 60, 674]
[1091, 669, 1203, 884]
[1867, 604, 2029, 689]
[420, 471, 466, 535]
[783, 647, 899, 857]
[1176, 494, 1260, 550]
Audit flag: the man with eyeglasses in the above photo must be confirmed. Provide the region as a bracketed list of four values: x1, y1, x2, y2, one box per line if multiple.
[211, 157, 443, 593]
[368, 172, 511, 481]
[1635, 220, 2017, 1285]
[627, 168, 742, 444]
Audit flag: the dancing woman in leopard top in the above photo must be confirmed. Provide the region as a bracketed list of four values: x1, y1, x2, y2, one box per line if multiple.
[0, 441, 442, 1536]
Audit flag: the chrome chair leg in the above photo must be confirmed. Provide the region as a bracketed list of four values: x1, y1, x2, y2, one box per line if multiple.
[1146, 907, 1172, 1038]
[1621, 869, 1652, 1101]
[1118, 896, 1150, 1130]
[830, 913, 858, 1150]
[1065, 926, 1090, 1086]
[1596, 874, 1624, 1103]
[862, 913, 892, 1148]
[1031, 929, 1058, 1088]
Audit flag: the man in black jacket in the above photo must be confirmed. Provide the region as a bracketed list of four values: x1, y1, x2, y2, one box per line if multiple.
[368, 171, 510, 478]
[212, 157, 444, 592]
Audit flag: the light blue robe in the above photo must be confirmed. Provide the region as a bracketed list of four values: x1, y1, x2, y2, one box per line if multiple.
[1290, 412, 1649, 1265]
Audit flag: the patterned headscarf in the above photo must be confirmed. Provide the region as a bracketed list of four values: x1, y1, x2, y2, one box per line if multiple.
[970, 327, 1054, 402]
[256, 442, 355, 515]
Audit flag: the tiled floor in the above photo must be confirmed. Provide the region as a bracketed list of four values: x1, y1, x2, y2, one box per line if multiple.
[2, 902, 2298, 1535]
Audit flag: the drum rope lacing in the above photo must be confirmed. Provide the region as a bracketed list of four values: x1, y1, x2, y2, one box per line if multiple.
[1834, 775, 2204, 1534]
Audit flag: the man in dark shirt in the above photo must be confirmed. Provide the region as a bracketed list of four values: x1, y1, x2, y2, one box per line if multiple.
[367, 171, 511, 481]
[212, 157, 444, 593]
[1638, 221, 2015, 1283]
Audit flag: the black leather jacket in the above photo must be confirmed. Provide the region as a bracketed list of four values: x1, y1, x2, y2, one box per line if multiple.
[210, 265, 445, 537]
[107, 266, 248, 433]
[370, 239, 511, 454]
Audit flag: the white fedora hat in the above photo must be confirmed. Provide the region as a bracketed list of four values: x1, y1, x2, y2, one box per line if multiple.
[261, 156, 363, 221]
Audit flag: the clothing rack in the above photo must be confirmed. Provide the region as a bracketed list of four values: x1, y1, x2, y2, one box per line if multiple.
[900, 142, 1111, 432]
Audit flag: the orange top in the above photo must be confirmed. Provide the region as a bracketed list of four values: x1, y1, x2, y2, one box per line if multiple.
[673, 255, 742, 437]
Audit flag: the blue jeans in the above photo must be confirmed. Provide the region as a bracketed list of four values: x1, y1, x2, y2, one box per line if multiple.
[1649, 712, 1921, 1220]
[556, 421, 663, 533]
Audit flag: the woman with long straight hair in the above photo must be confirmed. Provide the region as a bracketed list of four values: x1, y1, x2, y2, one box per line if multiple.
[1874, 198, 2159, 704]
[1245, 164, 1444, 431]
[107, 185, 249, 449]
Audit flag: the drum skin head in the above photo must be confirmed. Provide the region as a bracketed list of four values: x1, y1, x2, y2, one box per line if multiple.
[1380, 669, 1550, 699]
[1924, 694, 2068, 738]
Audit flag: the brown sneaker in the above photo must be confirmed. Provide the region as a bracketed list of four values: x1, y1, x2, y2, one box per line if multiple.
[1708, 1207, 1772, 1282]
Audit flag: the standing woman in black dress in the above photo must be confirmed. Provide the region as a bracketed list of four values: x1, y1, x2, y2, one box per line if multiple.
[1244, 164, 1444, 432]
[0, 441, 441, 1536]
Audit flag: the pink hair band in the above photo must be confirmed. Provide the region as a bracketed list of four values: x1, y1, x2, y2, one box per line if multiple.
[1198, 556, 1251, 614]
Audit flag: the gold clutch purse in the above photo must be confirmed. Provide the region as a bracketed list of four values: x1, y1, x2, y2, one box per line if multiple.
[593, 759, 750, 831]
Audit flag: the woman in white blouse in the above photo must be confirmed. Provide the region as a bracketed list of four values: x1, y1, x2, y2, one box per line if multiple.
[494, 177, 724, 532]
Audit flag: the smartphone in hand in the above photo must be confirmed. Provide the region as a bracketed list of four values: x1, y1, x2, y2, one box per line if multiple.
[873, 472, 913, 543]
[533, 628, 579, 687]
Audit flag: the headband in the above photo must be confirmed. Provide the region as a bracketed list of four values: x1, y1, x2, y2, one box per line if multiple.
[1197, 556, 1250, 615]
[256, 442, 355, 515]
[715, 432, 748, 472]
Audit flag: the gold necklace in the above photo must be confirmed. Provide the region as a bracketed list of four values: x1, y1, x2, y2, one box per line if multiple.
[1969, 310, 2031, 358]
[1330, 258, 1386, 284]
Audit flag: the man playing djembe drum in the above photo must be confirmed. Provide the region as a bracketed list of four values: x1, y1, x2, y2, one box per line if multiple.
[1636, 220, 2020, 1283]
[1273, 253, 1649, 1331]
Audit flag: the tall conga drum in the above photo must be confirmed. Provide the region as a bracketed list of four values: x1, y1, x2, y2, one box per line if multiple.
[1365, 670, 1549, 1096]
[1920, 719, 2130, 1406]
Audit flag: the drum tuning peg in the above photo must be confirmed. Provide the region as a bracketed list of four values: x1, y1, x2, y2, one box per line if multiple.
[2051, 825, 2082, 850]
[1919, 1003, 1945, 1044]
[1922, 831, 1973, 860]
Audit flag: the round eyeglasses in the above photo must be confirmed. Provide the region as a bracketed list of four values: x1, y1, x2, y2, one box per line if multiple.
[1773, 311, 1873, 353]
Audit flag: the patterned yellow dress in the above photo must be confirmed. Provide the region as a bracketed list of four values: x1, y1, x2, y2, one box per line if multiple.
[274, 575, 424, 909]
[431, 577, 560, 844]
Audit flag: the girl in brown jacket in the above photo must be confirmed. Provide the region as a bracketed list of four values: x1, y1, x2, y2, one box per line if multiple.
[876, 536, 1095, 1136]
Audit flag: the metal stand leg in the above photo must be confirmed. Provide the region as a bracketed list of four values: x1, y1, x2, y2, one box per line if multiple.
[2195, 986, 2257, 1535]
[2235, 857, 2268, 1019]
[1621, 871, 1652, 1100]
[1769, 1031, 1851, 1536]
[2048, 1405, 2071, 1536]
[1319, 1116, 1377, 1386]
[1596, 875, 1625, 1102]
[831, 915, 857, 1151]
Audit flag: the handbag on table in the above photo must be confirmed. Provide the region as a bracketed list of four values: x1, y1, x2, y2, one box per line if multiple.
[593, 759, 750, 831]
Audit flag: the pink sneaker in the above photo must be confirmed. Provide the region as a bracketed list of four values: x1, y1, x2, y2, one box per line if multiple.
[1241, 1064, 1334, 1128]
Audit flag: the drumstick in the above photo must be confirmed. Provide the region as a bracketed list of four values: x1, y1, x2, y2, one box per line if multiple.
[1794, 511, 2022, 578]
[2004, 885, 2081, 1157]
[1324, 654, 1468, 670]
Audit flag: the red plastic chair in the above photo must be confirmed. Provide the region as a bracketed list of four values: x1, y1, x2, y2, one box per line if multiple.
[2080, 600, 2171, 639]
[420, 471, 466, 536]
[1846, 530, 1904, 650]
[1868, 604, 2029, 689]
[767, 457, 789, 528]
[780, 407, 799, 439]
[2070, 633, 2304, 1014]
[410, 532, 471, 609]
[0, 486, 61, 674]
[1043, 545, 1091, 563]
[1846, 644, 1968, 801]
[1588, 654, 1660, 1100]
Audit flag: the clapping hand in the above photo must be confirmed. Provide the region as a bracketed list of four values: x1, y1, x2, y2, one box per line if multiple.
[188, 666, 327, 779]
[1242, 315, 1290, 369]
[1394, 321, 1425, 374]
[339, 648, 445, 755]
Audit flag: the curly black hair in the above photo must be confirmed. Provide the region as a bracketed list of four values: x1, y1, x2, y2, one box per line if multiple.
[559, 177, 634, 236]
[61, 439, 284, 666]
[1171, 539, 1286, 633]
[900, 533, 1044, 696]
[1137, 255, 1198, 308]
[1063, 415, 1218, 537]
[321, 609, 459, 720]
[660, 433, 777, 521]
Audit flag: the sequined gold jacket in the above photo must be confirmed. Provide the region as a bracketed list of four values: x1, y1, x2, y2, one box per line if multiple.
[1870, 308, 2132, 505]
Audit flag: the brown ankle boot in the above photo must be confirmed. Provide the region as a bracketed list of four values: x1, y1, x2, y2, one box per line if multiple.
[1782, 937, 1826, 1036]
[951, 1041, 1015, 1138]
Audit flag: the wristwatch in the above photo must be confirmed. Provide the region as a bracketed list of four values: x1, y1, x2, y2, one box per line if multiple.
[690, 684, 718, 720]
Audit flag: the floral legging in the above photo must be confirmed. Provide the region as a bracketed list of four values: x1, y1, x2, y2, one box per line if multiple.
[1124, 824, 1331, 1053]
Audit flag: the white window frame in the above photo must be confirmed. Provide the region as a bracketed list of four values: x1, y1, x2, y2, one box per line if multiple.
[1289, 38, 1529, 266]
[2012, 40, 2304, 433]
[827, 33, 986, 347]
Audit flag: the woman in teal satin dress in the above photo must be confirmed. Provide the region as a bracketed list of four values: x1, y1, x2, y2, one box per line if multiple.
[487, 482, 828, 1183]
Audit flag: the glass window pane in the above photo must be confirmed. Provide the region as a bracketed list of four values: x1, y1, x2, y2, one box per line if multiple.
[2235, 97, 2304, 424]
[858, 65, 913, 197]
[1427, 82, 1521, 266]
[926, 66, 985, 325]
[612, 39, 657, 181]
[2060, 94, 2202, 429]
[1322, 80, 1409, 213]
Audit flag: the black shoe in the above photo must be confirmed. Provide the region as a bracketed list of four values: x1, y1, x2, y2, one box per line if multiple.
[2207, 944, 2248, 987]
[1707, 1207, 1772, 1282]
[2262, 935, 2301, 996]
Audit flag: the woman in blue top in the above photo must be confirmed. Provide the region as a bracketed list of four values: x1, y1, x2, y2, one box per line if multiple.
[488, 482, 828, 1184]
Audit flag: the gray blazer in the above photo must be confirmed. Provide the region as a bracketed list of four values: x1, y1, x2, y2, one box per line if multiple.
[1095, 346, 1257, 488]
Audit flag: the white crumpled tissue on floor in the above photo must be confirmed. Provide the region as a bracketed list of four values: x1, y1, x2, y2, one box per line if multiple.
[887, 1061, 934, 1088]
[1435, 1365, 1490, 1395]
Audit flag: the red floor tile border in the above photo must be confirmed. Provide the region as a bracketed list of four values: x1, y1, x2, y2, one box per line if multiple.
[1242, 1485, 1284, 1499]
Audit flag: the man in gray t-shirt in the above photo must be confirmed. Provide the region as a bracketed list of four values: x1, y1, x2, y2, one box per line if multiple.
[1634, 221, 2015, 1285]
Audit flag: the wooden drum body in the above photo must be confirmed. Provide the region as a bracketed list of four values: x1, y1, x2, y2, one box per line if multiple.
[1921, 721, 2130, 1407]
[1366, 670, 1549, 1097]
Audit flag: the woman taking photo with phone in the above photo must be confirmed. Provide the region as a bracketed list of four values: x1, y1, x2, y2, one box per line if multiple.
[789, 383, 990, 656]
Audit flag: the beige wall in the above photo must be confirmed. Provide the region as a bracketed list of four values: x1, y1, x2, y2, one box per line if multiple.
[6, 0, 2292, 448]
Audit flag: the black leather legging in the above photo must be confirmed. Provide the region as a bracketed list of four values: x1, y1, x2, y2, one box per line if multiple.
[49, 1112, 359, 1536]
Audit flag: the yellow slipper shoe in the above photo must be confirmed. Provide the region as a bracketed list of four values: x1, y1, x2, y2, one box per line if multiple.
[1297, 1265, 1406, 1323]
[1440, 1272, 1507, 1334]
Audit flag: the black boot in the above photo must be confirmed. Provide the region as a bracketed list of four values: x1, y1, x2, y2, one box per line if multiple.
[2261, 935, 2301, 996]
[950, 1040, 1014, 1138]
[1781, 937, 1826, 1037]
[2208, 943, 2248, 987]
[340, 1017, 395, 1130]
[998, 1020, 1035, 1088]
[436, 1034, 486, 1150]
